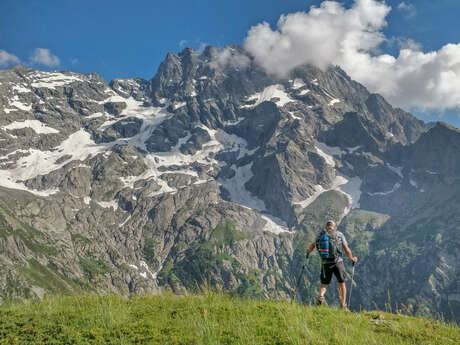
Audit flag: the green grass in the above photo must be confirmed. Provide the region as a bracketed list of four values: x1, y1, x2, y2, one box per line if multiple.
[0, 213, 13, 238]
[0, 293, 458, 345]
[19, 259, 71, 295]
[17, 259, 90, 297]
[71, 233, 92, 245]
[0, 206, 58, 256]
[209, 219, 247, 249]
[79, 258, 112, 282]
[143, 238, 158, 266]
[158, 220, 250, 292]
[13, 228, 59, 257]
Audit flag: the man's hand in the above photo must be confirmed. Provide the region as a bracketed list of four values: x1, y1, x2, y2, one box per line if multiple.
[344, 245, 358, 264]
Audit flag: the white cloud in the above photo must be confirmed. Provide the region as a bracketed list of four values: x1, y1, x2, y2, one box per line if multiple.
[243, 0, 460, 111]
[197, 41, 208, 52]
[398, 1, 416, 18]
[30, 48, 60, 67]
[0, 49, 20, 67]
[179, 40, 188, 48]
[244, 0, 390, 75]
[209, 47, 250, 71]
[393, 37, 422, 51]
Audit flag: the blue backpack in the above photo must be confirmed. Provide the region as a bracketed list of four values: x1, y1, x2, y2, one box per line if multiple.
[316, 231, 337, 260]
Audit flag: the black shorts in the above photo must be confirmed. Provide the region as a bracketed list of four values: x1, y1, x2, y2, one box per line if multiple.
[320, 260, 346, 284]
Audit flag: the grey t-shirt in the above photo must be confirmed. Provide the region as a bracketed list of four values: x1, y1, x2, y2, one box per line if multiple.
[319, 230, 348, 262]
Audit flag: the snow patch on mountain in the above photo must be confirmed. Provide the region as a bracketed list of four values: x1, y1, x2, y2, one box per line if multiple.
[11, 84, 30, 94]
[97, 200, 119, 210]
[119, 155, 179, 196]
[314, 141, 345, 167]
[288, 111, 302, 120]
[151, 127, 222, 169]
[293, 184, 326, 208]
[223, 117, 244, 126]
[347, 146, 361, 153]
[294, 174, 361, 212]
[172, 101, 187, 110]
[291, 79, 305, 90]
[367, 182, 401, 196]
[0, 129, 106, 195]
[30, 72, 84, 89]
[261, 214, 291, 234]
[0, 172, 58, 197]
[213, 128, 258, 159]
[329, 99, 341, 106]
[293, 175, 362, 209]
[98, 97, 174, 151]
[3, 120, 59, 134]
[117, 124, 256, 196]
[242, 84, 294, 109]
[138, 260, 159, 281]
[84, 112, 104, 119]
[339, 176, 362, 215]
[387, 163, 403, 179]
[221, 162, 266, 212]
[426, 170, 439, 175]
[9, 99, 32, 112]
[298, 89, 310, 96]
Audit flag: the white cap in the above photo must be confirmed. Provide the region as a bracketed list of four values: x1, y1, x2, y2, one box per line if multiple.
[326, 220, 336, 227]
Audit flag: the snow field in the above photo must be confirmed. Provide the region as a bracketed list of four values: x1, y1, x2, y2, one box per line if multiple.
[97, 95, 174, 152]
[220, 162, 266, 212]
[298, 89, 310, 96]
[329, 99, 341, 106]
[0, 129, 106, 196]
[241, 84, 294, 109]
[3, 120, 59, 134]
[30, 72, 84, 89]
[293, 141, 362, 214]
[291, 79, 306, 90]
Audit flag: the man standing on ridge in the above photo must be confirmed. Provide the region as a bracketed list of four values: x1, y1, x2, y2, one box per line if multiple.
[306, 220, 358, 310]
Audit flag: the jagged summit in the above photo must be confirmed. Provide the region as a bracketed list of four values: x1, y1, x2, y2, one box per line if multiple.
[1, 47, 459, 322]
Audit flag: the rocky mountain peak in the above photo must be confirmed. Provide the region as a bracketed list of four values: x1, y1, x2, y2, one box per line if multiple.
[1, 47, 460, 321]
[402, 121, 460, 176]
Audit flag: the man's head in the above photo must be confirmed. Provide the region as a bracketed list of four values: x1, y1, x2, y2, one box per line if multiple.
[325, 220, 336, 230]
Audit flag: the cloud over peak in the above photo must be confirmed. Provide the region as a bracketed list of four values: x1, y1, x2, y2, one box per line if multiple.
[0, 50, 20, 67]
[243, 0, 460, 111]
[30, 48, 60, 67]
[209, 47, 250, 71]
[244, 0, 390, 75]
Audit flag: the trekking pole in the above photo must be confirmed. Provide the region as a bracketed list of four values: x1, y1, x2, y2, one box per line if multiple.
[294, 264, 305, 302]
[294, 254, 309, 303]
[348, 261, 356, 308]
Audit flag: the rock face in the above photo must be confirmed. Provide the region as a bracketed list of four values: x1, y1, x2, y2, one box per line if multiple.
[1, 47, 459, 321]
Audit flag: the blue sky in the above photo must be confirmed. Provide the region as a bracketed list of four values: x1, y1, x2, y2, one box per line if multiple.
[1, 0, 460, 127]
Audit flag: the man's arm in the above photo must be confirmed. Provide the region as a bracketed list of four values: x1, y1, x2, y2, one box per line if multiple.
[306, 241, 316, 255]
[343, 245, 358, 263]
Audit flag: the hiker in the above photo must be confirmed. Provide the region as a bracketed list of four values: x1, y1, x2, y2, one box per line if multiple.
[306, 220, 358, 310]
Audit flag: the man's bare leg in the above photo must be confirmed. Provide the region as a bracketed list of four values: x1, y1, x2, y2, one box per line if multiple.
[317, 284, 328, 305]
[338, 282, 348, 309]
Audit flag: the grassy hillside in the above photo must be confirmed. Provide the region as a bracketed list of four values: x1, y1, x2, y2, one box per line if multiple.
[0, 293, 458, 345]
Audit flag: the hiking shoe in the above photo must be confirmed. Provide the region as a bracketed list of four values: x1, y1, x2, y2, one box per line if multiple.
[317, 296, 325, 305]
